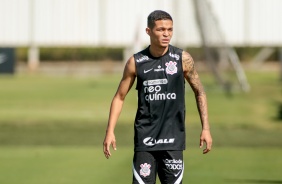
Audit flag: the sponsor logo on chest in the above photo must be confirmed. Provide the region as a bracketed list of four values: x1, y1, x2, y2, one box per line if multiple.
[143, 61, 178, 75]
[154, 65, 165, 72]
[142, 78, 176, 102]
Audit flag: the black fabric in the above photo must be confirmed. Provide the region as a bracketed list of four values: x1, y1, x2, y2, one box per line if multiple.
[132, 151, 184, 184]
[133, 45, 186, 151]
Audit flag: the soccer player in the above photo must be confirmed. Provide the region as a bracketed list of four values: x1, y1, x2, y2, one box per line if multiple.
[103, 10, 212, 184]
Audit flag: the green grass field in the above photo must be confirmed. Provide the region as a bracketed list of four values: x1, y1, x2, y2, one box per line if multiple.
[0, 147, 281, 184]
[0, 69, 281, 184]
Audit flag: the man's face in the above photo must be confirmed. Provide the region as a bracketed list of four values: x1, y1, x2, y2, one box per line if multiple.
[146, 19, 173, 48]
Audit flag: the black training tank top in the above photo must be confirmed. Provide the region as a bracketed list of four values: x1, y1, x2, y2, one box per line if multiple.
[133, 45, 186, 151]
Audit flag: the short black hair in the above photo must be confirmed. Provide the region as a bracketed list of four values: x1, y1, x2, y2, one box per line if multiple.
[147, 10, 173, 29]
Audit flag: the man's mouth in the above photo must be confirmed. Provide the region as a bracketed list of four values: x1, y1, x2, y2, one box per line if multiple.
[162, 39, 170, 43]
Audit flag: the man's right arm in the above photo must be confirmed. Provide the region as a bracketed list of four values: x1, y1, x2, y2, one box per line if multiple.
[103, 56, 136, 159]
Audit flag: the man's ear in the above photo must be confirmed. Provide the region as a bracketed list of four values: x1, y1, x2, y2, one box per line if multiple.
[146, 27, 150, 35]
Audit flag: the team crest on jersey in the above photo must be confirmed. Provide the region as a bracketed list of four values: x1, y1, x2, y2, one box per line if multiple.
[140, 163, 151, 177]
[165, 61, 177, 75]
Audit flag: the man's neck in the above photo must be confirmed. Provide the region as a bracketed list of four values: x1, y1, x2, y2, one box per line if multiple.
[149, 45, 169, 58]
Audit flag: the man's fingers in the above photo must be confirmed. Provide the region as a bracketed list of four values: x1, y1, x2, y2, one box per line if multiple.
[203, 148, 210, 154]
[199, 139, 204, 148]
[103, 140, 117, 159]
[106, 146, 112, 158]
[199, 130, 212, 154]
[112, 141, 117, 151]
[103, 133, 117, 159]
[202, 140, 212, 154]
[103, 143, 111, 159]
[207, 141, 212, 150]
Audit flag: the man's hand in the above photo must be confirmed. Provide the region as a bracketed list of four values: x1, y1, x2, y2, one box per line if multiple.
[199, 129, 212, 154]
[103, 132, 117, 159]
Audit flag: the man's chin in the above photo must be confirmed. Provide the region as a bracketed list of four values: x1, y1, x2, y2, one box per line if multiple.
[160, 43, 170, 48]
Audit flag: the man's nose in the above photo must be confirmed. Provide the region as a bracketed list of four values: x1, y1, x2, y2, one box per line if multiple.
[164, 30, 169, 36]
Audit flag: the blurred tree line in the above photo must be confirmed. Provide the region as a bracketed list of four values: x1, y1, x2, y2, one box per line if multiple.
[16, 47, 280, 62]
[16, 47, 124, 62]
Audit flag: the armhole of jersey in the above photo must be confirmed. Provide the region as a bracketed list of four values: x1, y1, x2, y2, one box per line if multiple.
[133, 54, 139, 90]
[179, 50, 186, 88]
[180, 50, 184, 72]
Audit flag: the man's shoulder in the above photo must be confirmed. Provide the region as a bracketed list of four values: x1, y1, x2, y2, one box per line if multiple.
[169, 44, 183, 52]
[124, 56, 136, 76]
[134, 46, 149, 56]
[134, 47, 150, 63]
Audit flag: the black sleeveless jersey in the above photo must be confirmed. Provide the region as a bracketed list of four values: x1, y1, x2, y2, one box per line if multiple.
[133, 45, 186, 151]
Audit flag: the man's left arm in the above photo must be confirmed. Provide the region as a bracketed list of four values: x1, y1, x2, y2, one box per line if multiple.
[182, 51, 212, 154]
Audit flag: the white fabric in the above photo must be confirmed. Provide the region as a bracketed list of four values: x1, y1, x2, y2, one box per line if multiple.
[174, 162, 184, 184]
[133, 164, 145, 184]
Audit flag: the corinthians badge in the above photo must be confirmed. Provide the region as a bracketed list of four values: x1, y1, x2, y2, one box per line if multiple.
[140, 163, 151, 177]
[165, 61, 177, 75]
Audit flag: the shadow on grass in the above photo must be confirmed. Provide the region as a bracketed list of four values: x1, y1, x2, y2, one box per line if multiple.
[1, 122, 282, 147]
[226, 179, 282, 183]
[0, 122, 134, 146]
[274, 101, 282, 122]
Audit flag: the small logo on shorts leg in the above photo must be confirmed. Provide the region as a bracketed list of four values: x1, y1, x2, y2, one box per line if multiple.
[174, 170, 182, 177]
[140, 163, 151, 177]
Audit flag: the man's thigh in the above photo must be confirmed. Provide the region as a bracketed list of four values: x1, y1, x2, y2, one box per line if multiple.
[132, 151, 184, 184]
[132, 151, 157, 184]
[157, 150, 184, 184]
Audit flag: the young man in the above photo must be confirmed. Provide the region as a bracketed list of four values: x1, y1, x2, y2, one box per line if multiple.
[103, 10, 212, 184]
